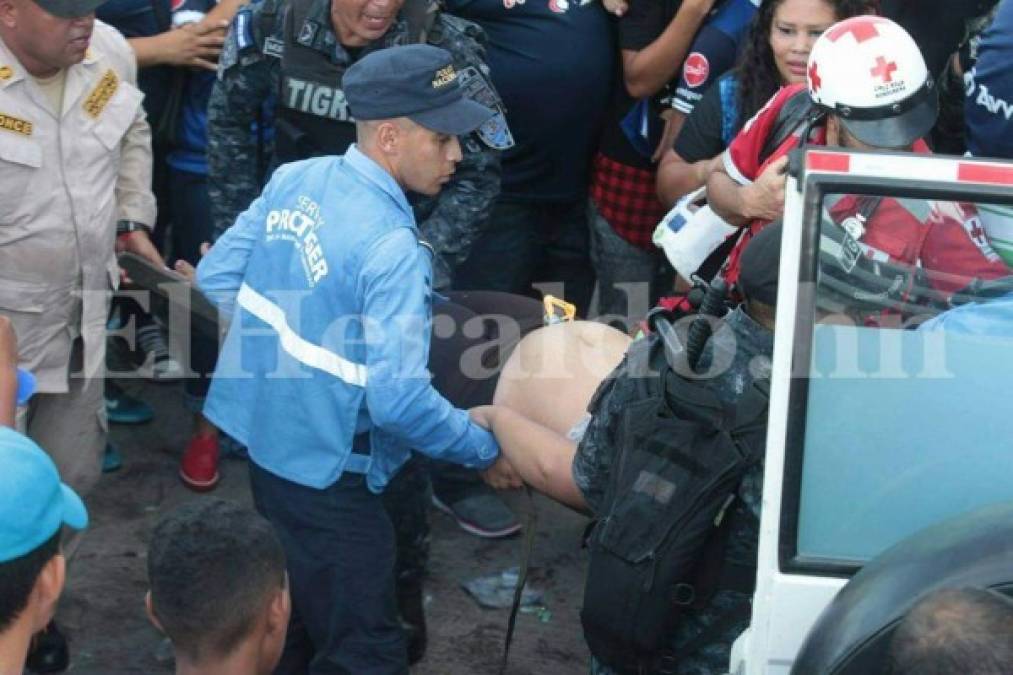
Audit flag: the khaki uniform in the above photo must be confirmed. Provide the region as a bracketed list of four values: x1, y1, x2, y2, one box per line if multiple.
[0, 21, 155, 512]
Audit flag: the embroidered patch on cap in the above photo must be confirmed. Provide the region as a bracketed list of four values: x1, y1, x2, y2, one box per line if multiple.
[432, 65, 456, 89]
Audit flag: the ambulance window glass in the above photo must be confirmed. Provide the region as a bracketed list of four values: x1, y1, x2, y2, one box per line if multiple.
[793, 194, 1013, 565]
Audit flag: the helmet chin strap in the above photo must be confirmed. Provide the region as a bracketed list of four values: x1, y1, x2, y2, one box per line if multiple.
[801, 109, 829, 147]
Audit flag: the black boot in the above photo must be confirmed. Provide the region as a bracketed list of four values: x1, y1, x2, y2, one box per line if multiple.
[26, 620, 69, 674]
[397, 579, 427, 665]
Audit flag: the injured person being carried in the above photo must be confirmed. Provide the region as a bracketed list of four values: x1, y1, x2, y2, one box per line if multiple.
[469, 223, 781, 675]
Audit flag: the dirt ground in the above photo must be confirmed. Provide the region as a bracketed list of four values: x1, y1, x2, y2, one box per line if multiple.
[57, 377, 592, 675]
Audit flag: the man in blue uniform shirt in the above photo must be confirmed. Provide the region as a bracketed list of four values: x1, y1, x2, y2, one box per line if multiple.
[195, 44, 504, 673]
[964, 0, 1013, 267]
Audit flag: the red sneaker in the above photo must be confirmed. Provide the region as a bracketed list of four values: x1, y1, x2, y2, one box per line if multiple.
[180, 434, 220, 491]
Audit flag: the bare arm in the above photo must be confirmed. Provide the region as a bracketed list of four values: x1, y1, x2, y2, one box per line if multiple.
[706, 155, 788, 226]
[622, 0, 714, 99]
[602, 0, 628, 16]
[656, 147, 721, 208]
[128, 21, 227, 70]
[474, 406, 588, 512]
[474, 322, 632, 511]
[202, 0, 244, 27]
[651, 108, 685, 164]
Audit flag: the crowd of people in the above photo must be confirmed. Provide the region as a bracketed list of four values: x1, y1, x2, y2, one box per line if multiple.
[1, 0, 1013, 672]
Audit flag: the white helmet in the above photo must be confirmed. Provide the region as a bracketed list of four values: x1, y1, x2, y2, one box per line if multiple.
[807, 15, 937, 149]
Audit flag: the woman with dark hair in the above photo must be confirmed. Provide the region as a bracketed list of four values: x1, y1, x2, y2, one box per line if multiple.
[656, 0, 874, 207]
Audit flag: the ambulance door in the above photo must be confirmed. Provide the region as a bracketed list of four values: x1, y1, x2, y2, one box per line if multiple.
[730, 148, 1013, 675]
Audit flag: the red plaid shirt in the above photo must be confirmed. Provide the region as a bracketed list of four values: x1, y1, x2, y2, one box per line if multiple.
[589, 152, 667, 251]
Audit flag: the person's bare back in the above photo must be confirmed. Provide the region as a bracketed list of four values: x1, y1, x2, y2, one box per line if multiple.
[494, 321, 631, 435]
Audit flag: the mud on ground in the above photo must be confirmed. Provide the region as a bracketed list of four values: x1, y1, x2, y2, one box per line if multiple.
[59, 378, 591, 674]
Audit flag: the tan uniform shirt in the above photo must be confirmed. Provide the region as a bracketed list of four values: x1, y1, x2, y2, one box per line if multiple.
[0, 21, 156, 392]
[32, 70, 66, 116]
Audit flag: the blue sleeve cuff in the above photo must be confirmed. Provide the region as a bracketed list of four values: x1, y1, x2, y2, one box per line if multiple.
[467, 425, 500, 471]
[16, 368, 34, 405]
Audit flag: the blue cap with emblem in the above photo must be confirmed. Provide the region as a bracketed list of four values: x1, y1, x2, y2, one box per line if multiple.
[0, 427, 88, 563]
[343, 45, 495, 136]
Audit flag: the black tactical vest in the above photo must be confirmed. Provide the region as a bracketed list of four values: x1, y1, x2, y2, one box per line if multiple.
[274, 0, 357, 163]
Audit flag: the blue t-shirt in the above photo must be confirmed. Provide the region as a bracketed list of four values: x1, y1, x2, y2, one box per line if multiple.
[166, 0, 218, 175]
[671, 0, 757, 115]
[169, 67, 216, 175]
[98, 0, 217, 172]
[965, 0, 1013, 160]
[443, 0, 615, 202]
[96, 0, 173, 126]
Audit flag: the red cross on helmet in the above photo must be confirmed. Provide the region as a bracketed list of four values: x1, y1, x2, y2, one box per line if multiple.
[807, 15, 938, 149]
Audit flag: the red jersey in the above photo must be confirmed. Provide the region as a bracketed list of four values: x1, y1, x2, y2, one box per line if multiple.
[721, 84, 824, 187]
[718, 84, 1008, 296]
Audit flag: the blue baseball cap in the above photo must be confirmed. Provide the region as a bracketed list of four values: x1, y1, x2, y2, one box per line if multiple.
[343, 45, 494, 135]
[0, 427, 88, 563]
[17, 367, 35, 406]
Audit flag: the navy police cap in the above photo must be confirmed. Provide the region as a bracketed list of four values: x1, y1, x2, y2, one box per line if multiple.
[344, 45, 494, 136]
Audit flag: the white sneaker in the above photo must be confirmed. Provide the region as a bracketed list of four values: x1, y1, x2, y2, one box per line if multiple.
[136, 324, 185, 382]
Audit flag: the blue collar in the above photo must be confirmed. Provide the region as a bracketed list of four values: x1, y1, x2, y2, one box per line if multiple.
[344, 145, 415, 224]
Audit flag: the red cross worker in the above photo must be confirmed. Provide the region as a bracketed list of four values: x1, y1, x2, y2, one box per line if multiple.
[805, 15, 937, 149]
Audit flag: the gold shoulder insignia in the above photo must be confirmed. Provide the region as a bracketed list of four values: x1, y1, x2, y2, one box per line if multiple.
[83, 69, 119, 118]
[0, 112, 33, 136]
[0, 66, 12, 81]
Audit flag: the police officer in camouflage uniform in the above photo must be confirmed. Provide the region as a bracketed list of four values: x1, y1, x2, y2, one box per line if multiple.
[207, 0, 509, 286]
[206, 0, 512, 663]
[577, 225, 779, 675]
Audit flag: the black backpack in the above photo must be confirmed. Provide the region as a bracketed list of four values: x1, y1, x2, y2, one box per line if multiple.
[579, 329, 770, 674]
